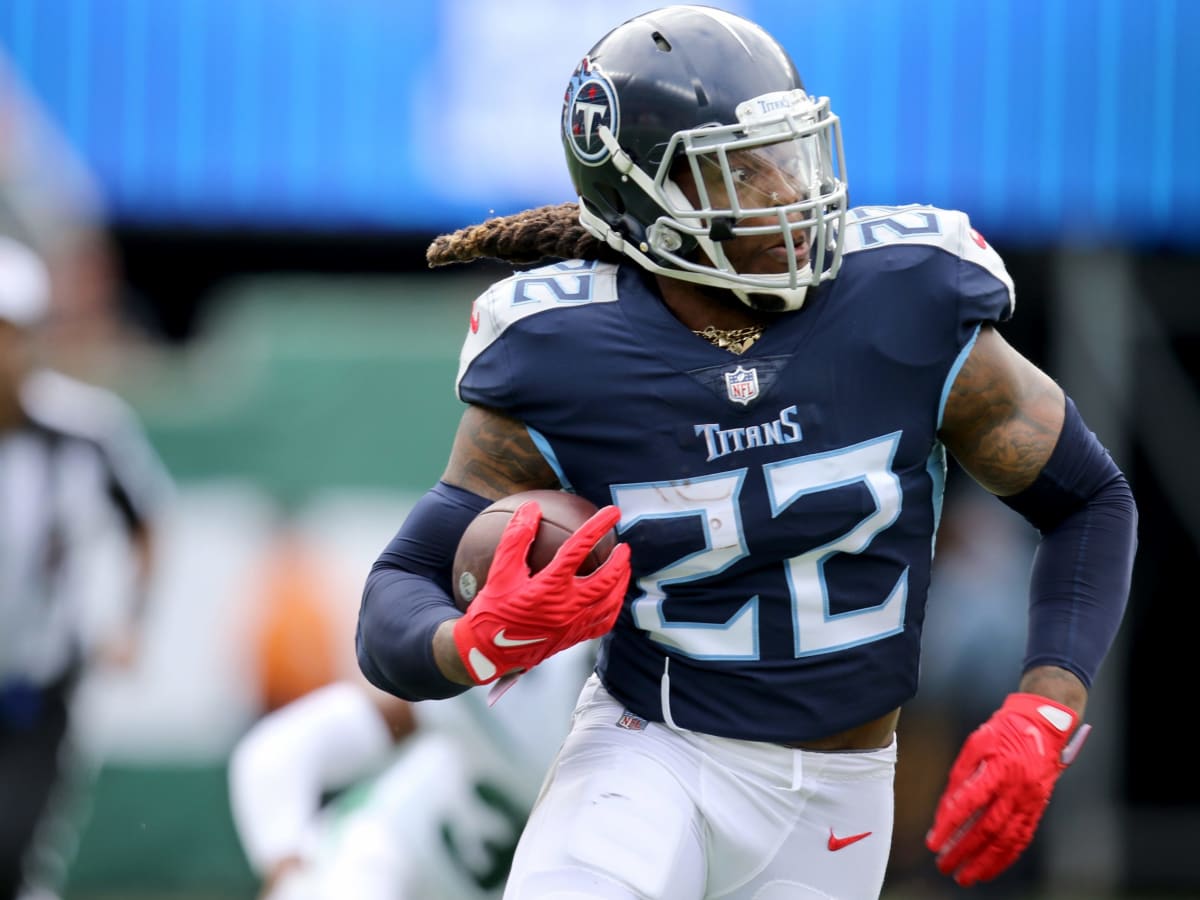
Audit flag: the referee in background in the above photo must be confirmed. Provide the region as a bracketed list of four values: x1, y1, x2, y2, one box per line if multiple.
[0, 235, 172, 900]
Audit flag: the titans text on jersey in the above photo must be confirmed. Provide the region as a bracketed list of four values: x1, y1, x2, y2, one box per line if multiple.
[694, 404, 803, 462]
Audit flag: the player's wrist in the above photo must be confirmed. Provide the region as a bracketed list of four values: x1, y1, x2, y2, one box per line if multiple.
[435, 618, 481, 685]
[1015, 665, 1087, 717]
[450, 614, 512, 685]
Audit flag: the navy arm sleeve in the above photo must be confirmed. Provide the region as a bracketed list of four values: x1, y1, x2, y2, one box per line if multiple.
[999, 397, 1138, 688]
[356, 481, 492, 701]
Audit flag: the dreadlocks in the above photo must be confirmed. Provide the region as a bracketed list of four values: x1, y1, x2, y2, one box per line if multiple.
[425, 202, 623, 268]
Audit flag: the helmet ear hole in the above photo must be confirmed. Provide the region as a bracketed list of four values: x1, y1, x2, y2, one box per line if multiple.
[582, 192, 644, 245]
[596, 184, 626, 216]
[592, 186, 643, 242]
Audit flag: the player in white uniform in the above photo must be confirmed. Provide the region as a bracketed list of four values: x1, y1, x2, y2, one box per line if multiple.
[229, 641, 595, 899]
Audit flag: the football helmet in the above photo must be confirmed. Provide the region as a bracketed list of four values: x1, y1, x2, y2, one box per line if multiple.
[561, 5, 847, 311]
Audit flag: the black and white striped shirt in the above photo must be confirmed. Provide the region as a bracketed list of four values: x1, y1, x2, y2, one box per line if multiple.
[0, 369, 171, 687]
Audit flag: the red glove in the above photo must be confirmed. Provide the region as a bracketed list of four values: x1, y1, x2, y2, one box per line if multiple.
[926, 692, 1091, 887]
[452, 500, 631, 685]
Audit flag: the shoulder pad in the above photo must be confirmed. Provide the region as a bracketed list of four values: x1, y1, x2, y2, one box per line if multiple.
[459, 261, 620, 375]
[841, 205, 1014, 315]
[842, 205, 980, 253]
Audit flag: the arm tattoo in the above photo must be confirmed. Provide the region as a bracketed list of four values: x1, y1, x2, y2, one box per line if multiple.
[940, 326, 1064, 497]
[443, 405, 560, 499]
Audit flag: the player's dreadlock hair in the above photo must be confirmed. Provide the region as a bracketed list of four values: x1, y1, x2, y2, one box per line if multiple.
[425, 202, 624, 268]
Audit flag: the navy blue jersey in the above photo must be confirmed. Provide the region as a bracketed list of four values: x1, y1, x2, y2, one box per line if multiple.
[457, 205, 1014, 743]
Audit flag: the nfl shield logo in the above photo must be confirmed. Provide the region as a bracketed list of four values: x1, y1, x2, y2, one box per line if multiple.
[616, 710, 647, 731]
[724, 365, 760, 405]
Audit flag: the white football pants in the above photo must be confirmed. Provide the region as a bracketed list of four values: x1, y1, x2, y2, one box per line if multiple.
[504, 674, 896, 900]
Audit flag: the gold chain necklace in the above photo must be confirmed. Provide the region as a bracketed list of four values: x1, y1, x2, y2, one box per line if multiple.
[692, 324, 765, 355]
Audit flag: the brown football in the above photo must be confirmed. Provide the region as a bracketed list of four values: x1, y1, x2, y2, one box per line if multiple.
[451, 490, 617, 611]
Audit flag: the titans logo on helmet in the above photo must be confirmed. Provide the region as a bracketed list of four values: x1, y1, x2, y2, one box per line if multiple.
[563, 57, 619, 167]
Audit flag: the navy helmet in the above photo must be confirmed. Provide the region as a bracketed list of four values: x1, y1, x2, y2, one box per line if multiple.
[562, 5, 847, 310]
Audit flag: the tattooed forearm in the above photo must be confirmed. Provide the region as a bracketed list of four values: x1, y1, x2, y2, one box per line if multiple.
[939, 325, 1065, 497]
[443, 405, 560, 498]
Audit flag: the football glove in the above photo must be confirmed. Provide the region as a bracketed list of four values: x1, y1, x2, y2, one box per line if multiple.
[926, 692, 1091, 887]
[452, 500, 631, 685]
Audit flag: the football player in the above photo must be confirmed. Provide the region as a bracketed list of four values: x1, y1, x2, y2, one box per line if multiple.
[229, 642, 597, 900]
[356, 6, 1137, 898]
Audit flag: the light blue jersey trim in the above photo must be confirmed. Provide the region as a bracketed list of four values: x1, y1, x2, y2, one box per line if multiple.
[937, 323, 982, 430]
[926, 443, 948, 558]
[527, 425, 572, 491]
[456, 262, 621, 397]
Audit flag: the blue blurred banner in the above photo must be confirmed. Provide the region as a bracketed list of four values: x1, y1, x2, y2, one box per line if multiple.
[1, 0, 1195, 245]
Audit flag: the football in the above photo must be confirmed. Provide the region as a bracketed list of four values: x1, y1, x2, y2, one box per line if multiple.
[451, 490, 617, 611]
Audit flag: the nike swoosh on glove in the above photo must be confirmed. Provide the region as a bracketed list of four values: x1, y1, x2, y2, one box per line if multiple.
[452, 500, 631, 685]
[926, 692, 1091, 887]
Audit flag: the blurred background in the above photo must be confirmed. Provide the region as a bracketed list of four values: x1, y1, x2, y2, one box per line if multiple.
[0, 0, 1196, 898]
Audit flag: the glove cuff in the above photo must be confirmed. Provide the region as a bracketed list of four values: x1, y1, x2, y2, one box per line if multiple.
[1001, 692, 1090, 764]
[451, 617, 501, 685]
[1001, 692, 1079, 735]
